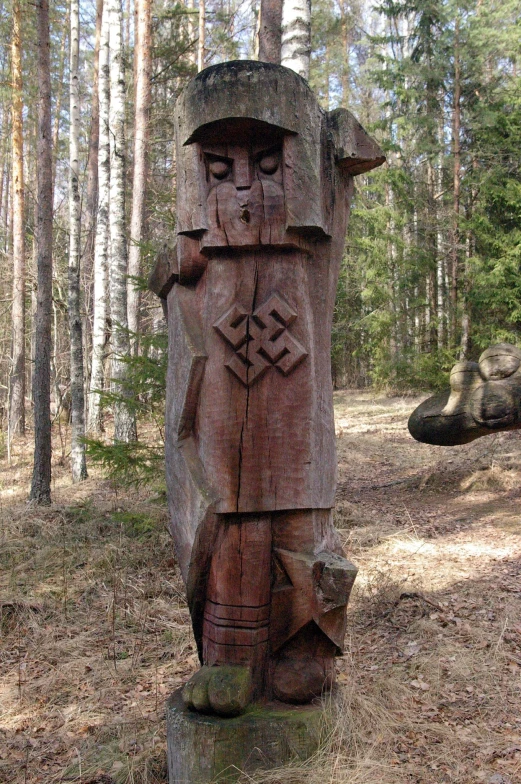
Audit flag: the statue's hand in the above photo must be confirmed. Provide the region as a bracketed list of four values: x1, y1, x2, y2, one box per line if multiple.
[408, 344, 521, 446]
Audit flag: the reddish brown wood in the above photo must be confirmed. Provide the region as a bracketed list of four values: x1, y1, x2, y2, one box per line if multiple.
[203, 514, 271, 698]
[152, 61, 384, 713]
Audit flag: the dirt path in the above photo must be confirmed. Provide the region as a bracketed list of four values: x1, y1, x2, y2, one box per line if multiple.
[334, 391, 521, 784]
[1, 391, 520, 783]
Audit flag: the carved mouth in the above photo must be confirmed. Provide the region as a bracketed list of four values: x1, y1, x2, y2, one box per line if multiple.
[240, 208, 250, 224]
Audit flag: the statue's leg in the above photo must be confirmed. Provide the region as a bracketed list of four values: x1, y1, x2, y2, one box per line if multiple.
[269, 509, 357, 704]
[183, 513, 271, 715]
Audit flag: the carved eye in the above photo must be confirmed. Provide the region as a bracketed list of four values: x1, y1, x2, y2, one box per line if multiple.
[209, 159, 231, 179]
[259, 154, 279, 175]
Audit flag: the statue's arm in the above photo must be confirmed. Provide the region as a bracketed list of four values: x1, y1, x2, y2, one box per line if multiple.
[408, 344, 521, 446]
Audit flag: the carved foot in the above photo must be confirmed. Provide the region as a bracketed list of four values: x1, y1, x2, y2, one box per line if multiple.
[408, 344, 521, 446]
[182, 665, 252, 717]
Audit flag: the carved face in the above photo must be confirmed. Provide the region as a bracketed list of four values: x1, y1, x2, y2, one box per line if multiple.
[196, 124, 287, 249]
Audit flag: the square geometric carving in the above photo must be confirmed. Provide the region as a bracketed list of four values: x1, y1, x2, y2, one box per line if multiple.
[214, 293, 308, 386]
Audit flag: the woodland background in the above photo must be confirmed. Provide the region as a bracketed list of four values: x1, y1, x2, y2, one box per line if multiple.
[0, 0, 520, 485]
[1, 3, 521, 782]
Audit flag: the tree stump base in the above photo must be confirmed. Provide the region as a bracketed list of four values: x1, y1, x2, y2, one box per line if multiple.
[166, 688, 327, 783]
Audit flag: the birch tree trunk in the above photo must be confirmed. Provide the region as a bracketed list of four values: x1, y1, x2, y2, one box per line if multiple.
[84, 0, 103, 280]
[108, 0, 137, 443]
[197, 0, 205, 72]
[281, 0, 311, 79]
[87, 2, 110, 435]
[51, 8, 69, 193]
[258, 0, 282, 64]
[127, 0, 151, 352]
[68, 0, 87, 481]
[9, 0, 25, 437]
[30, 0, 53, 505]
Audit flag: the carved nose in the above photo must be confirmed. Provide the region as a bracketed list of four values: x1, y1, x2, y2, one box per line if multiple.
[233, 150, 252, 190]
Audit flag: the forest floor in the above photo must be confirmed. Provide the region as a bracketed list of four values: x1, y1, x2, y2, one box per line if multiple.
[1, 390, 521, 784]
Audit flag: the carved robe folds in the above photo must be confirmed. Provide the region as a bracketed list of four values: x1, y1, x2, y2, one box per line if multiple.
[151, 61, 384, 710]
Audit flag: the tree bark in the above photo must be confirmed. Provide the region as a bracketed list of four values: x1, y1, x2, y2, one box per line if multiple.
[68, 0, 88, 481]
[127, 0, 151, 352]
[258, 0, 282, 64]
[9, 0, 25, 437]
[87, 1, 110, 435]
[84, 0, 102, 283]
[436, 133, 445, 350]
[451, 15, 461, 343]
[197, 0, 205, 72]
[340, 0, 350, 107]
[30, 0, 53, 505]
[281, 0, 311, 79]
[51, 7, 69, 194]
[188, 0, 197, 65]
[108, 0, 137, 442]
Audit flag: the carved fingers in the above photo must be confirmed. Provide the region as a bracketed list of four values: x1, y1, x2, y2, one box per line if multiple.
[408, 343, 521, 446]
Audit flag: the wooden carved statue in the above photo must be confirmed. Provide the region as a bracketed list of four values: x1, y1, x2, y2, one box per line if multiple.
[409, 343, 521, 445]
[150, 61, 385, 716]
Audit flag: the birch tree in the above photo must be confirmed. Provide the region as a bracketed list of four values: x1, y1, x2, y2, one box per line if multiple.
[127, 0, 151, 352]
[85, 0, 103, 274]
[68, 0, 87, 481]
[87, 1, 109, 435]
[281, 0, 311, 79]
[197, 0, 205, 71]
[9, 0, 25, 437]
[30, 0, 53, 505]
[108, 0, 137, 442]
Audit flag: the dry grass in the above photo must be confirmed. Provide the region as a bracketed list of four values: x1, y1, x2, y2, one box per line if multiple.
[1, 393, 521, 783]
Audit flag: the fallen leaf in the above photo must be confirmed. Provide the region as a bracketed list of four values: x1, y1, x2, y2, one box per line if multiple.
[410, 679, 430, 691]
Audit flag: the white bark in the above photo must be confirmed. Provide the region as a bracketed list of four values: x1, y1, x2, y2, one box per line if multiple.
[197, 0, 205, 71]
[9, 0, 25, 437]
[127, 0, 151, 352]
[68, 0, 87, 481]
[108, 0, 137, 442]
[88, 1, 110, 435]
[281, 0, 311, 80]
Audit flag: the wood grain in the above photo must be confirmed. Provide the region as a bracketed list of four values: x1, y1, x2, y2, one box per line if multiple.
[153, 60, 384, 705]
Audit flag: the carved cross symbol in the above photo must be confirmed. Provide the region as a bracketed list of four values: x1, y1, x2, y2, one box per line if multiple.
[214, 294, 308, 386]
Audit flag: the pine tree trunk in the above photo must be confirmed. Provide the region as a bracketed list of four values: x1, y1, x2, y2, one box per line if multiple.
[436, 139, 445, 350]
[127, 0, 151, 353]
[258, 0, 282, 64]
[30, 0, 53, 505]
[459, 232, 470, 360]
[451, 16, 461, 343]
[188, 0, 197, 65]
[87, 2, 110, 436]
[340, 0, 350, 107]
[281, 0, 311, 79]
[108, 0, 137, 443]
[68, 0, 87, 482]
[9, 0, 25, 437]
